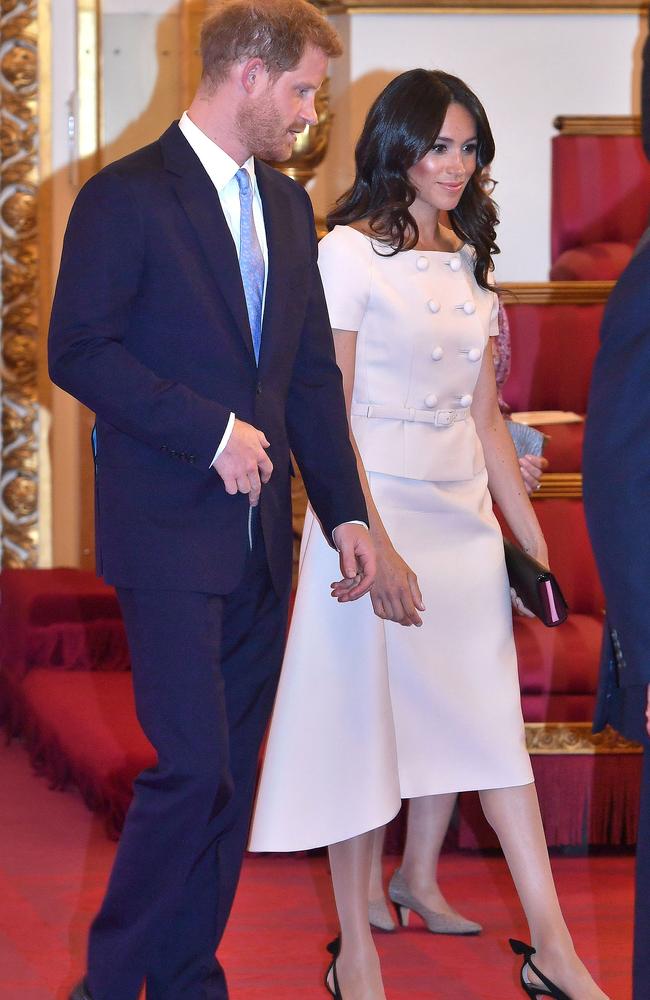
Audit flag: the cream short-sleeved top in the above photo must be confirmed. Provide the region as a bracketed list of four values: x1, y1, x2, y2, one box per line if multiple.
[318, 225, 499, 483]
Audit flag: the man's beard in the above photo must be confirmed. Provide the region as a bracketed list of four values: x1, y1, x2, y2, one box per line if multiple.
[237, 94, 302, 162]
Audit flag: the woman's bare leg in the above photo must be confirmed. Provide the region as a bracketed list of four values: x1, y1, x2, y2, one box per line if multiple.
[399, 793, 461, 913]
[329, 830, 387, 1000]
[368, 826, 386, 903]
[480, 782, 608, 999]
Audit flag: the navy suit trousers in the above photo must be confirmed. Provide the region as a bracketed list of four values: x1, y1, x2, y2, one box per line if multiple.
[87, 517, 289, 1000]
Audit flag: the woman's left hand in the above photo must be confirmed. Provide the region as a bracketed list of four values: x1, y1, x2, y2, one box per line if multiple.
[519, 453, 549, 494]
[510, 536, 550, 617]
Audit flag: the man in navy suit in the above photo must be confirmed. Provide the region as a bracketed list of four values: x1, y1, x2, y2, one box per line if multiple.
[583, 240, 650, 1000]
[48, 3, 374, 997]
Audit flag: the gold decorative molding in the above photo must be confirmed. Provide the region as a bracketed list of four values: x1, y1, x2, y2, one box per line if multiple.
[531, 473, 583, 500]
[526, 722, 643, 755]
[554, 115, 642, 136]
[316, 0, 648, 11]
[501, 281, 614, 305]
[1, 0, 41, 568]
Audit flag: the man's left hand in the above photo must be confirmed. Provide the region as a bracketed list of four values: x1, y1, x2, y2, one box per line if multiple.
[330, 524, 375, 602]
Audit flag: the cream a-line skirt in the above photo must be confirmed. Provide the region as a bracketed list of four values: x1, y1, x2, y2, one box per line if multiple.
[249, 467, 533, 853]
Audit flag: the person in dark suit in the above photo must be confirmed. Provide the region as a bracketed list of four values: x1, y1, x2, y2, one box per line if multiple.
[583, 239, 650, 1000]
[48, 3, 374, 998]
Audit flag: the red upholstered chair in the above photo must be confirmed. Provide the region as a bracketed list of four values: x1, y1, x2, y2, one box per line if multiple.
[0, 568, 125, 688]
[501, 297, 605, 470]
[508, 498, 605, 723]
[457, 498, 642, 849]
[550, 128, 650, 280]
[0, 568, 155, 837]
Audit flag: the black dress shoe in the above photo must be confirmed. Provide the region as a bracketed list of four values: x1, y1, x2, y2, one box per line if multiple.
[69, 979, 93, 1000]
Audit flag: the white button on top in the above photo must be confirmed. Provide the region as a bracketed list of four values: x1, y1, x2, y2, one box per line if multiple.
[467, 347, 482, 362]
[431, 346, 444, 361]
[428, 299, 441, 314]
[416, 256, 429, 271]
[425, 393, 438, 408]
[449, 256, 462, 272]
[462, 301, 476, 315]
[460, 393, 473, 407]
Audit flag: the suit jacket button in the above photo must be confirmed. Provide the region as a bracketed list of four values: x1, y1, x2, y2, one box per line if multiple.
[256, 381, 263, 395]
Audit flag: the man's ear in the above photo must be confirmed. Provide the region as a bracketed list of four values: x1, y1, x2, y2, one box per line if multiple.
[240, 57, 266, 95]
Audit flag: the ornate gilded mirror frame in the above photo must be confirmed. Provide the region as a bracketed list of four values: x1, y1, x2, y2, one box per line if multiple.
[0, 0, 51, 569]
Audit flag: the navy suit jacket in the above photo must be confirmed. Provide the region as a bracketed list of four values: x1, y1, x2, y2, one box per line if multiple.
[583, 241, 650, 744]
[49, 122, 367, 595]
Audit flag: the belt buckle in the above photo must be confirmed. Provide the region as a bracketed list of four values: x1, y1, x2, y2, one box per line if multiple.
[434, 409, 454, 427]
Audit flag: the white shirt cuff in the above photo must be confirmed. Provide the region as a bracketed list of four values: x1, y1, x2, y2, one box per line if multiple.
[211, 412, 236, 468]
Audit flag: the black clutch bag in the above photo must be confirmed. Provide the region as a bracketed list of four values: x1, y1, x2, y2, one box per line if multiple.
[503, 539, 568, 627]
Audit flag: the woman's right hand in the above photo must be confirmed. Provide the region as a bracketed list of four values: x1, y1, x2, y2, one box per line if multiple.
[371, 543, 425, 627]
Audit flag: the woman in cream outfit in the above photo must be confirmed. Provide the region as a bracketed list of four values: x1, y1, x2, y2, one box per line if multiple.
[250, 70, 607, 1000]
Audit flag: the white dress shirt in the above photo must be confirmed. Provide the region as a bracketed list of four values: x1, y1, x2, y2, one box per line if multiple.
[179, 110, 268, 462]
[179, 114, 366, 545]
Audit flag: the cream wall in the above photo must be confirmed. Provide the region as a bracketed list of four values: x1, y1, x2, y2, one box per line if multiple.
[310, 11, 646, 281]
[101, 2, 182, 162]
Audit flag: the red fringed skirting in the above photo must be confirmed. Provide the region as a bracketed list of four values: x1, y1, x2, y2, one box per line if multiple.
[383, 754, 642, 853]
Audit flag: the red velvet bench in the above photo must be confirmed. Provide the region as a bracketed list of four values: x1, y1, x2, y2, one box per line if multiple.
[0, 568, 154, 838]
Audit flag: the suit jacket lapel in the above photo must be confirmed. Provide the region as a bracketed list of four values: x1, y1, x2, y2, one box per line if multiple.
[160, 124, 255, 364]
[256, 162, 294, 374]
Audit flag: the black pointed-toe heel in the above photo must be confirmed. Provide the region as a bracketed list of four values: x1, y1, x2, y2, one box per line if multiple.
[509, 939, 571, 1000]
[325, 937, 343, 998]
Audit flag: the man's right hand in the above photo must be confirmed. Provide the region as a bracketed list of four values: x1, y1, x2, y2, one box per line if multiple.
[212, 418, 273, 506]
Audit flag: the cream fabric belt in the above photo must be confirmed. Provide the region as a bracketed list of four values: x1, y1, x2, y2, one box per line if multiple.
[351, 403, 470, 428]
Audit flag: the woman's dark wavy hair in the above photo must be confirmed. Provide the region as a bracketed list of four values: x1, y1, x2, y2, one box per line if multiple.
[327, 69, 499, 290]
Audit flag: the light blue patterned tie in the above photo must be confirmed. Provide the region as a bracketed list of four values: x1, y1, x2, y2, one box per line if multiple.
[236, 168, 264, 364]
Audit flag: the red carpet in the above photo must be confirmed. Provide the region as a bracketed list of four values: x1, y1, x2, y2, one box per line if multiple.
[0, 739, 634, 999]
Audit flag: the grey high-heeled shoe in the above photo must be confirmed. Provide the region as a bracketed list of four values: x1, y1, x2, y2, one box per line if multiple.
[368, 897, 396, 932]
[388, 869, 482, 935]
